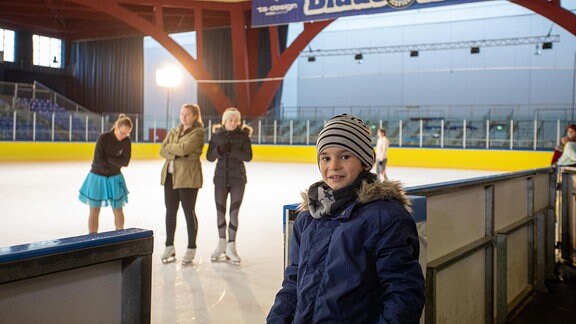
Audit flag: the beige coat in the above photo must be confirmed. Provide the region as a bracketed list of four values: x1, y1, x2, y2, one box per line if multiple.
[160, 123, 204, 189]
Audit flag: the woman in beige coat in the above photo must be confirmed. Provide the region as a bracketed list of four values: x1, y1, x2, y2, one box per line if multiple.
[160, 103, 204, 265]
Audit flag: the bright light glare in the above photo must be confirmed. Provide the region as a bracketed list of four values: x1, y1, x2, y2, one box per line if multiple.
[156, 65, 183, 88]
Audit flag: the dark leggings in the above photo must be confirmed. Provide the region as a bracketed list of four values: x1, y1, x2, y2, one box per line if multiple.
[164, 175, 199, 249]
[215, 185, 245, 242]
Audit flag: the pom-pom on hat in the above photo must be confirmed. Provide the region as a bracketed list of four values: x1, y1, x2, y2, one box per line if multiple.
[316, 114, 375, 169]
[222, 107, 241, 124]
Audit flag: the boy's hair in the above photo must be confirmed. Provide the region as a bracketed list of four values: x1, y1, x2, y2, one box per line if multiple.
[316, 114, 375, 168]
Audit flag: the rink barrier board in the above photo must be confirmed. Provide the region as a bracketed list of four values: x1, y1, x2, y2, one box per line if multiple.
[406, 168, 554, 323]
[0, 228, 153, 324]
[0, 142, 551, 171]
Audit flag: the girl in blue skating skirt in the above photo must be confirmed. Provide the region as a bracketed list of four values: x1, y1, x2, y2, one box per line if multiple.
[78, 114, 133, 234]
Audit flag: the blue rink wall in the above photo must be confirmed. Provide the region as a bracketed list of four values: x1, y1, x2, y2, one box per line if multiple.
[0, 228, 153, 323]
[0, 142, 551, 171]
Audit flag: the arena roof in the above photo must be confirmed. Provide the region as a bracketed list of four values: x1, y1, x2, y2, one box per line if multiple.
[0, 0, 250, 41]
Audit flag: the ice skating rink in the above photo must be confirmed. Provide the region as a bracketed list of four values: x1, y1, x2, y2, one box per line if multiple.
[0, 160, 502, 323]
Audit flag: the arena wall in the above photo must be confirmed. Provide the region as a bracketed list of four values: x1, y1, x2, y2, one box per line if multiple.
[0, 142, 550, 171]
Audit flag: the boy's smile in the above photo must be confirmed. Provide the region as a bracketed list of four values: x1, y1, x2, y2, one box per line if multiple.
[319, 147, 365, 190]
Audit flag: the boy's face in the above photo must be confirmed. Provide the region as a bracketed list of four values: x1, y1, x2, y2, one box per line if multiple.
[318, 147, 365, 191]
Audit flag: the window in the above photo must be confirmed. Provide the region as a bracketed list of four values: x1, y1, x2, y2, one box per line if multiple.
[0, 28, 15, 62]
[32, 34, 62, 68]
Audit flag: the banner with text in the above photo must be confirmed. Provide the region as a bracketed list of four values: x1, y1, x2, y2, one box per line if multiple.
[252, 0, 491, 27]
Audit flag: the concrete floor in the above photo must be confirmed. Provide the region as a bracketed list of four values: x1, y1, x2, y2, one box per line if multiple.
[0, 160, 502, 323]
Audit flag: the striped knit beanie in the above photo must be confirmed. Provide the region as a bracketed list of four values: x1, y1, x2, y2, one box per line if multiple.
[316, 114, 375, 169]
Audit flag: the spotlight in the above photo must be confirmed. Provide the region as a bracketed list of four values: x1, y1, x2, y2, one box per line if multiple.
[307, 56, 316, 62]
[409, 50, 419, 57]
[542, 42, 553, 50]
[354, 53, 363, 60]
[470, 47, 480, 54]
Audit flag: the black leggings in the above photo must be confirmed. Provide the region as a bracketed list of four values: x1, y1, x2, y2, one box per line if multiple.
[215, 185, 245, 242]
[164, 175, 199, 249]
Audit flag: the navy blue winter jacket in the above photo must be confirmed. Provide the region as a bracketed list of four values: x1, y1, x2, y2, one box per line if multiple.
[267, 180, 425, 323]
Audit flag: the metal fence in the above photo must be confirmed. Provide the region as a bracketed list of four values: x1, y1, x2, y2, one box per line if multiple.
[0, 81, 572, 149]
[0, 109, 570, 150]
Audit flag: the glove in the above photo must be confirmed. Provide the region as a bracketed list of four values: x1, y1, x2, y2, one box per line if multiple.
[217, 142, 231, 154]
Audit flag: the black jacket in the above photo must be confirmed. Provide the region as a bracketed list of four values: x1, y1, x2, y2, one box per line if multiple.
[91, 130, 131, 176]
[206, 124, 253, 187]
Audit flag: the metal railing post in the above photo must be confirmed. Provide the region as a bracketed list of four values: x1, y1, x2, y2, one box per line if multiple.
[399, 120, 403, 147]
[510, 119, 514, 150]
[32, 112, 36, 141]
[440, 119, 444, 148]
[463, 119, 467, 149]
[290, 120, 293, 145]
[153, 120, 157, 143]
[419, 119, 423, 148]
[258, 120, 262, 144]
[306, 120, 310, 145]
[486, 119, 490, 149]
[135, 116, 139, 142]
[274, 120, 277, 145]
[12, 111, 16, 141]
[51, 112, 55, 142]
[533, 119, 537, 151]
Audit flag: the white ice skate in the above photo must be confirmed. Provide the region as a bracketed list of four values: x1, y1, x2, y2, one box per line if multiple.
[211, 238, 227, 261]
[225, 242, 241, 265]
[181, 248, 196, 266]
[161, 245, 176, 264]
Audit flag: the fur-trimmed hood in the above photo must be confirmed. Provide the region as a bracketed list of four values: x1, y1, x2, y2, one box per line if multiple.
[299, 179, 412, 213]
[212, 124, 253, 137]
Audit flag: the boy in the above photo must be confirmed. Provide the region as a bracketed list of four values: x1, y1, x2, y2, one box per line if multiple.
[267, 114, 424, 323]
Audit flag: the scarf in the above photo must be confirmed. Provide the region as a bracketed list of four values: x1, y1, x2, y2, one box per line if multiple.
[307, 171, 377, 219]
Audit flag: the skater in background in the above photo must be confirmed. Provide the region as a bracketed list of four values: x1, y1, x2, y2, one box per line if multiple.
[267, 114, 424, 323]
[206, 107, 253, 264]
[374, 127, 389, 181]
[79, 114, 133, 234]
[160, 103, 204, 265]
[551, 136, 568, 166]
[557, 124, 576, 167]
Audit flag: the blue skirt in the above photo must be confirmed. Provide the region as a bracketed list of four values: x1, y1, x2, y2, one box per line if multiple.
[78, 172, 129, 209]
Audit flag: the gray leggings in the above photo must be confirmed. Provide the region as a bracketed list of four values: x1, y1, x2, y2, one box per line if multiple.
[215, 185, 245, 242]
[376, 158, 388, 175]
